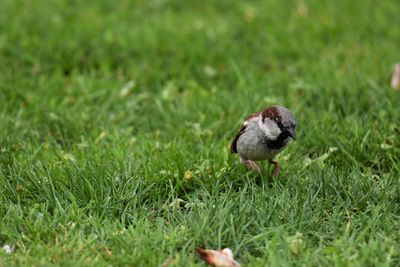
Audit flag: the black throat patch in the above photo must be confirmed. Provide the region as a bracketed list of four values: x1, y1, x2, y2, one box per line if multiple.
[264, 132, 289, 150]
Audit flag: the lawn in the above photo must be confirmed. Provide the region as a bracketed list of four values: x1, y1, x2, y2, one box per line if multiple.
[1, 0, 400, 266]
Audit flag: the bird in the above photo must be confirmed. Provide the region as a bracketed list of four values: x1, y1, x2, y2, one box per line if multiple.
[231, 105, 297, 176]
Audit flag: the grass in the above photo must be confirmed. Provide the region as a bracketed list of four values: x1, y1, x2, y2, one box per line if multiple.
[1, 0, 400, 266]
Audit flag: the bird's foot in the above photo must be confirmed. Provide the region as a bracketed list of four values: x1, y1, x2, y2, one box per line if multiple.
[269, 159, 281, 177]
[242, 160, 263, 173]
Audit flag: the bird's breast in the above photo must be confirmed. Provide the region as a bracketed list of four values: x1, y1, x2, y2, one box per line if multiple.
[236, 127, 283, 161]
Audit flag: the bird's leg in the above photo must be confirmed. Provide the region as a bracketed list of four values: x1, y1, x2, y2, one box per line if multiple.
[240, 158, 263, 173]
[244, 161, 263, 173]
[269, 159, 281, 177]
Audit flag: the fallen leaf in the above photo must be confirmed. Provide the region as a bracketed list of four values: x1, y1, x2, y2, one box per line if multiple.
[196, 247, 240, 267]
[391, 63, 400, 89]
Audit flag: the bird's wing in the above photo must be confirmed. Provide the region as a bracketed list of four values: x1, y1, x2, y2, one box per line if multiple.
[230, 112, 260, 153]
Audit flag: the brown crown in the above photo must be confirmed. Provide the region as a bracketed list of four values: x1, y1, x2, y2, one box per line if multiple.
[261, 106, 281, 122]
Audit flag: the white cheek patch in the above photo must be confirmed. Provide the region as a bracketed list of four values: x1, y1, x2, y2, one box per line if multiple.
[258, 117, 281, 140]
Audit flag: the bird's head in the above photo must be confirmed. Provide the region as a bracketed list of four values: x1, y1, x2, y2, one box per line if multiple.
[259, 105, 297, 141]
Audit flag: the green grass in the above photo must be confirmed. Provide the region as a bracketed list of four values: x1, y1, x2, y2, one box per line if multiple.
[1, 0, 400, 266]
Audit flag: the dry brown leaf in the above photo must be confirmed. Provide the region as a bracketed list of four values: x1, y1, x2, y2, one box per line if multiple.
[196, 248, 240, 267]
[391, 63, 400, 89]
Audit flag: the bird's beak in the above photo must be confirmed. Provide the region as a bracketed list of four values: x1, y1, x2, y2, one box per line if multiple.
[287, 127, 296, 140]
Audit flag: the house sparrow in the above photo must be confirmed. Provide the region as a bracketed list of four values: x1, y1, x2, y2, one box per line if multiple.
[231, 105, 297, 176]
